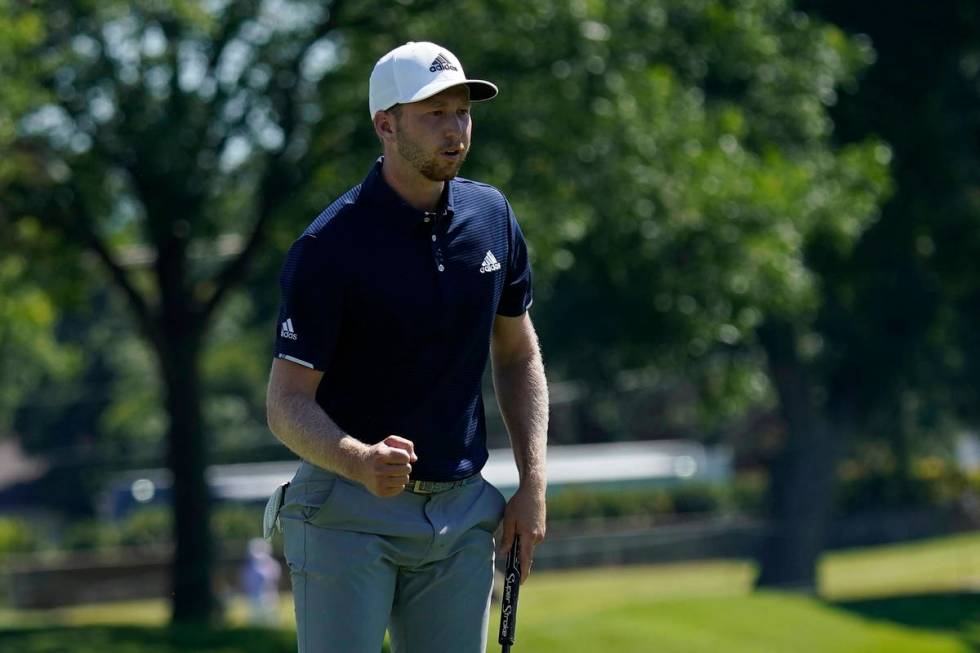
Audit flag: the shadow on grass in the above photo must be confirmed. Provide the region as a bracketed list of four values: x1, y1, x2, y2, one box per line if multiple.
[0, 624, 395, 653]
[0, 624, 300, 653]
[833, 592, 980, 650]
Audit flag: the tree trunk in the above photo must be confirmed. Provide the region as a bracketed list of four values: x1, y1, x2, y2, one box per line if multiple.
[892, 391, 916, 503]
[158, 327, 216, 623]
[755, 322, 840, 592]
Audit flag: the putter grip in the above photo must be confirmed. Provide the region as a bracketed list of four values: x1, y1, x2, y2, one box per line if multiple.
[498, 535, 521, 651]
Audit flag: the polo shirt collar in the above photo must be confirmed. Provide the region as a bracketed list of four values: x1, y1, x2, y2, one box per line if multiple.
[360, 157, 455, 224]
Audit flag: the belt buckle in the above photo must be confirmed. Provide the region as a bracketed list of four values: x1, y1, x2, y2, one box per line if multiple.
[410, 480, 434, 494]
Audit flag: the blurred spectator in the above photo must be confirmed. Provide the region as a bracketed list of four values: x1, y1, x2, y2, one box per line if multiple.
[240, 537, 282, 626]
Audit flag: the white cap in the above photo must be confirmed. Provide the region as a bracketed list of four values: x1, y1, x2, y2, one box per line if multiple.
[369, 41, 498, 116]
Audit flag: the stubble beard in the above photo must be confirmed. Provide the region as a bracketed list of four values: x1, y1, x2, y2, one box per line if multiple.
[395, 127, 468, 182]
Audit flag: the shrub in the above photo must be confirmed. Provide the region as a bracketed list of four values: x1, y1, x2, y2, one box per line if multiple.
[547, 483, 724, 522]
[730, 471, 768, 514]
[671, 484, 725, 514]
[55, 504, 266, 553]
[62, 520, 122, 551]
[212, 504, 264, 543]
[0, 517, 38, 558]
[119, 508, 172, 548]
[834, 458, 976, 515]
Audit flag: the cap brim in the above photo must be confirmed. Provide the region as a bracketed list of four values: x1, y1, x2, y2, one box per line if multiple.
[406, 78, 499, 105]
[465, 80, 498, 102]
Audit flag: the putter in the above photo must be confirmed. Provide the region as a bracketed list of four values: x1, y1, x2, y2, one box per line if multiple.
[498, 535, 522, 653]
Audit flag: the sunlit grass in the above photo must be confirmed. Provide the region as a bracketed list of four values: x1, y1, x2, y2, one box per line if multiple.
[820, 531, 980, 599]
[499, 590, 972, 653]
[0, 531, 976, 652]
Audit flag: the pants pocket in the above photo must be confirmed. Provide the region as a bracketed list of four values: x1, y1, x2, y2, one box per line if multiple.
[281, 477, 338, 523]
[474, 479, 507, 534]
[281, 478, 337, 574]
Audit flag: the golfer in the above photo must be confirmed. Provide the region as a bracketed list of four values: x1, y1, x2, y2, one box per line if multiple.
[265, 41, 548, 653]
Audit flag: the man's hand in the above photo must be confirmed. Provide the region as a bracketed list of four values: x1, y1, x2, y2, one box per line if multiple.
[352, 435, 418, 497]
[499, 482, 546, 584]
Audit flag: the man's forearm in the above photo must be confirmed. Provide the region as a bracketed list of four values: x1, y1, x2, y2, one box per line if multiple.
[267, 390, 366, 480]
[492, 350, 549, 487]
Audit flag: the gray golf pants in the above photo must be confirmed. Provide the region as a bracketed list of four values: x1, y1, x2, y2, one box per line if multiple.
[278, 461, 506, 653]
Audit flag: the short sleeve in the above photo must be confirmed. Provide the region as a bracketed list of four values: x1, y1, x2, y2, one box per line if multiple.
[496, 201, 534, 317]
[273, 235, 343, 370]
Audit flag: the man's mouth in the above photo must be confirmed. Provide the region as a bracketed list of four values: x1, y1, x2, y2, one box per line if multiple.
[440, 145, 465, 159]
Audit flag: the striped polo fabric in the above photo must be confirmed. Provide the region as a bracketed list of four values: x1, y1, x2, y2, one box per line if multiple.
[274, 158, 533, 480]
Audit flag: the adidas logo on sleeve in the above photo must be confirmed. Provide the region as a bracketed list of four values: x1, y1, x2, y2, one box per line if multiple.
[280, 318, 298, 340]
[479, 250, 501, 274]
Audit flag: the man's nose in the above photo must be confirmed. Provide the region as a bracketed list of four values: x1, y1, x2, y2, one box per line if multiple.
[445, 114, 466, 138]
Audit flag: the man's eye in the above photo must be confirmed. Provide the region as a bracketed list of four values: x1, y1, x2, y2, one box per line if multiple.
[431, 110, 444, 116]
[458, 108, 470, 116]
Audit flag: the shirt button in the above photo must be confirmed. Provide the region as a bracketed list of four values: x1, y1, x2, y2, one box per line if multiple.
[431, 235, 437, 241]
[438, 264, 445, 272]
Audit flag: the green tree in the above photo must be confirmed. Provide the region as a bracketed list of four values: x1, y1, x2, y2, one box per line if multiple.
[0, 5, 80, 437]
[765, 0, 980, 583]
[803, 0, 980, 477]
[4, 0, 892, 619]
[396, 1, 891, 590]
[237, 2, 891, 592]
[3, 0, 447, 622]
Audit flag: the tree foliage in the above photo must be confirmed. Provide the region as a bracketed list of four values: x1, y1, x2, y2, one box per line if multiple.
[0, 4, 79, 433]
[1, 0, 895, 618]
[360, 2, 892, 433]
[804, 0, 980, 456]
[3, 0, 439, 622]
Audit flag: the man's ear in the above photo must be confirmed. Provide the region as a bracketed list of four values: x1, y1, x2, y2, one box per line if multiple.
[373, 110, 396, 141]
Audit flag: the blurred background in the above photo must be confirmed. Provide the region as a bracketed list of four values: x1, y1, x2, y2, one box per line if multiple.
[0, 0, 978, 651]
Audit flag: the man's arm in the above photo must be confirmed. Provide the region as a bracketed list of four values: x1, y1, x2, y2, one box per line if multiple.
[266, 358, 417, 497]
[491, 312, 548, 583]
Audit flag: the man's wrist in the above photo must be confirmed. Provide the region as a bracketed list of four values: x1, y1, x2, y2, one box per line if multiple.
[519, 468, 547, 493]
[332, 435, 370, 482]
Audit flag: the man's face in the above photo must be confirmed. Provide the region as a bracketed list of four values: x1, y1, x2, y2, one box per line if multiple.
[390, 85, 472, 182]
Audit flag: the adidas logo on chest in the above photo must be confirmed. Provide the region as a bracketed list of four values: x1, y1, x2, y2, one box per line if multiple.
[479, 250, 501, 274]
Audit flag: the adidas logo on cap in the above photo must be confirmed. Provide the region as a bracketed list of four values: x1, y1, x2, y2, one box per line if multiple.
[429, 53, 459, 73]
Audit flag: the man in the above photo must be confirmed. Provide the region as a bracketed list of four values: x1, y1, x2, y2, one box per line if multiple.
[265, 41, 548, 653]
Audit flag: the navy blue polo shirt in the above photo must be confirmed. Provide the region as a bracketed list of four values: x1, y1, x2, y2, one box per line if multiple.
[274, 158, 533, 481]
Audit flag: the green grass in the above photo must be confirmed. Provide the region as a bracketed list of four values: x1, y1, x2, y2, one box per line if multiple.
[0, 532, 977, 652]
[820, 530, 980, 598]
[492, 566, 978, 653]
[0, 625, 296, 653]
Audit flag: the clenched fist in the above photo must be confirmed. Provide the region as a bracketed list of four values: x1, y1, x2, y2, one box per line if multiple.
[353, 435, 418, 497]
